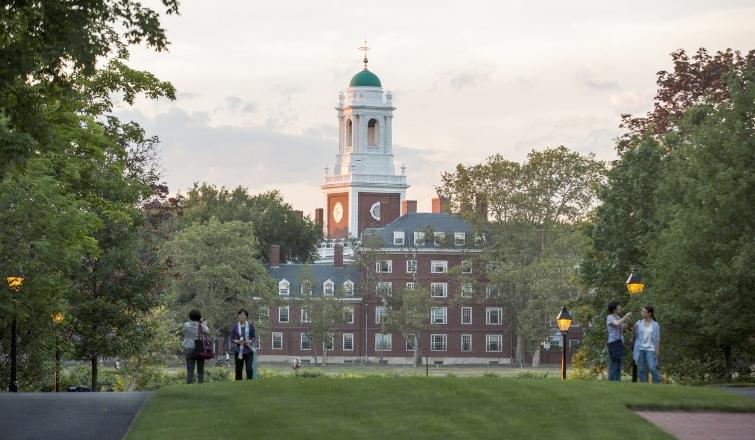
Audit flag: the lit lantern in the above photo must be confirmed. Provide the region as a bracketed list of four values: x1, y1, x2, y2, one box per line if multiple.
[626, 270, 645, 295]
[556, 306, 572, 332]
[6, 275, 24, 292]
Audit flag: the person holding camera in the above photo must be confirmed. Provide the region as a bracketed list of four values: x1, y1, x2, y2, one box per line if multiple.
[606, 301, 632, 381]
[182, 309, 210, 384]
[230, 309, 256, 380]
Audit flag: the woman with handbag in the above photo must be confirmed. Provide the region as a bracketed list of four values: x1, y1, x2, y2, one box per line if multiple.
[182, 309, 211, 384]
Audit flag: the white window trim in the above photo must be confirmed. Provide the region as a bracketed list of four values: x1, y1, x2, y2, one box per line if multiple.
[431, 260, 448, 273]
[324, 334, 335, 351]
[461, 306, 473, 325]
[343, 333, 354, 351]
[301, 306, 311, 323]
[278, 279, 290, 296]
[301, 281, 312, 296]
[431, 307, 448, 325]
[375, 305, 387, 324]
[405, 282, 416, 290]
[431, 282, 448, 298]
[272, 332, 283, 350]
[413, 231, 425, 246]
[343, 280, 354, 296]
[431, 333, 448, 351]
[278, 306, 289, 323]
[461, 260, 473, 274]
[376, 281, 392, 296]
[376, 260, 393, 273]
[375, 333, 392, 352]
[486, 307, 503, 325]
[406, 259, 417, 274]
[300, 333, 312, 350]
[486, 334, 503, 352]
[461, 283, 473, 297]
[454, 232, 466, 247]
[434, 232, 445, 247]
[345, 306, 354, 324]
[323, 279, 335, 296]
[393, 231, 405, 245]
[405, 334, 416, 351]
[461, 334, 472, 352]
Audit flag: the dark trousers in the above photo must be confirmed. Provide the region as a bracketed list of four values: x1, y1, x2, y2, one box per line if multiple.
[186, 350, 205, 384]
[235, 351, 253, 380]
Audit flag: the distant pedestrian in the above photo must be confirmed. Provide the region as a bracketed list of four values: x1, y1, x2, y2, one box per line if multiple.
[230, 309, 256, 380]
[606, 301, 632, 381]
[183, 309, 210, 384]
[633, 305, 661, 384]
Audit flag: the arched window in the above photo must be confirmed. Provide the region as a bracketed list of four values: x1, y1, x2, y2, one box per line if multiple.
[278, 279, 290, 296]
[368, 118, 379, 146]
[323, 279, 335, 296]
[346, 119, 353, 147]
[343, 280, 354, 296]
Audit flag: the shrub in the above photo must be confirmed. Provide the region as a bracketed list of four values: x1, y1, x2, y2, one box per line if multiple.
[205, 367, 231, 382]
[516, 370, 549, 379]
[258, 367, 284, 379]
[482, 371, 498, 378]
[295, 369, 323, 378]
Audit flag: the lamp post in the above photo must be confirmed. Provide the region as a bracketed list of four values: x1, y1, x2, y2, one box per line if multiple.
[626, 268, 645, 382]
[555, 305, 572, 380]
[52, 312, 64, 392]
[6, 274, 25, 392]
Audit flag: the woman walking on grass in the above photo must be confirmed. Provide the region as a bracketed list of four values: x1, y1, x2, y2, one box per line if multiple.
[633, 305, 661, 384]
[183, 309, 211, 384]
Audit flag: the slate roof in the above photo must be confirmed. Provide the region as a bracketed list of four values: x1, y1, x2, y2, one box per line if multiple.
[267, 263, 360, 297]
[362, 213, 480, 249]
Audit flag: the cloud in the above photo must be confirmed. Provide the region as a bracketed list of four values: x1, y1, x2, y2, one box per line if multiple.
[448, 71, 491, 90]
[577, 70, 620, 91]
[609, 90, 650, 114]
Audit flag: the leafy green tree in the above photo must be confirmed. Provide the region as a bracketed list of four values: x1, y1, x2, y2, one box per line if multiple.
[176, 184, 323, 263]
[385, 286, 433, 366]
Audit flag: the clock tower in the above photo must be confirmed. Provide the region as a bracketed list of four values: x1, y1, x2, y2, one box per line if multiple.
[322, 45, 408, 239]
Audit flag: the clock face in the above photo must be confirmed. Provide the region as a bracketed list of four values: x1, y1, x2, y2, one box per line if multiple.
[332, 202, 344, 223]
[370, 202, 381, 221]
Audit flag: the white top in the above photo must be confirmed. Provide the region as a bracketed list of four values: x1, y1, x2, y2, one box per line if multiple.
[182, 321, 210, 349]
[638, 320, 655, 351]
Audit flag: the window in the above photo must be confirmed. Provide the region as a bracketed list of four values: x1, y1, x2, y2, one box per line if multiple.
[461, 334, 472, 352]
[301, 306, 311, 323]
[375, 305, 387, 324]
[431, 260, 448, 273]
[376, 281, 392, 296]
[343, 280, 354, 296]
[343, 333, 354, 351]
[368, 118, 380, 146]
[461, 283, 473, 297]
[461, 260, 473, 274]
[461, 307, 472, 325]
[376, 260, 393, 273]
[431, 307, 448, 325]
[569, 339, 581, 349]
[300, 333, 312, 350]
[434, 232, 446, 247]
[431, 334, 448, 351]
[278, 306, 289, 323]
[323, 279, 334, 296]
[486, 307, 503, 325]
[454, 232, 466, 246]
[324, 334, 334, 351]
[344, 307, 354, 324]
[413, 231, 425, 246]
[393, 231, 405, 245]
[375, 333, 392, 351]
[431, 282, 448, 298]
[405, 282, 416, 290]
[486, 284, 500, 297]
[272, 332, 283, 350]
[346, 119, 353, 147]
[258, 306, 270, 322]
[278, 279, 290, 296]
[405, 334, 416, 351]
[301, 280, 312, 296]
[406, 259, 417, 273]
[486, 334, 502, 352]
[475, 233, 487, 246]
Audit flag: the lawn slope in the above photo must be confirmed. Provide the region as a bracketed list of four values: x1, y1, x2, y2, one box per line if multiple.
[126, 377, 755, 440]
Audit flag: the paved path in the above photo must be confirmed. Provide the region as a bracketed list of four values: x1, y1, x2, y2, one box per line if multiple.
[0, 392, 151, 440]
[636, 411, 755, 440]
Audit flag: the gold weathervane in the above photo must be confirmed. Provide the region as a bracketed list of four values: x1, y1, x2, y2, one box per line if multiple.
[359, 40, 369, 68]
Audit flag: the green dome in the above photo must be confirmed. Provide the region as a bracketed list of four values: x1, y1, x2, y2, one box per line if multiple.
[349, 69, 382, 87]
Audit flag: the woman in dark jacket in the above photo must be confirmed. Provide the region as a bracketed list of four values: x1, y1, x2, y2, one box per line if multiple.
[182, 309, 210, 384]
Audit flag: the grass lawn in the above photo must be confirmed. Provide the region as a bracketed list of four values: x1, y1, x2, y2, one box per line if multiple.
[126, 377, 755, 440]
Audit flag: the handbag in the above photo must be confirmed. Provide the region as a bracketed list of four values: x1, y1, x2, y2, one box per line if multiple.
[193, 322, 215, 360]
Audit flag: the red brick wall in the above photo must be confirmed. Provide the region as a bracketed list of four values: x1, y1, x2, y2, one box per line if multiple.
[327, 193, 349, 239]
[357, 192, 401, 234]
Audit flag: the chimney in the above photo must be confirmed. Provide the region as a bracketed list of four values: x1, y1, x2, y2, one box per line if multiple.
[315, 208, 324, 226]
[270, 244, 281, 268]
[432, 197, 450, 213]
[334, 244, 344, 268]
[401, 200, 417, 216]
[293, 210, 304, 219]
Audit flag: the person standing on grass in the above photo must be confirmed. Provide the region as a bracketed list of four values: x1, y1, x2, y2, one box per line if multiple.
[633, 305, 661, 384]
[606, 301, 632, 381]
[231, 308, 256, 380]
[183, 309, 210, 384]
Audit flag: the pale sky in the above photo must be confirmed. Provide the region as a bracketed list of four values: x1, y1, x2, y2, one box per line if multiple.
[119, 0, 755, 215]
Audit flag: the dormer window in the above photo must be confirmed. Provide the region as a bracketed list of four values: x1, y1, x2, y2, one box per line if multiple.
[323, 279, 334, 296]
[301, 280, 312, 296]
[343, 280, 354, 296]
[413, 231, 425, 246]
[278, 279, 290, 296]
[454, 232, 466, 246]
[393, 231, 405, 245]
[434, 232, 446, 247]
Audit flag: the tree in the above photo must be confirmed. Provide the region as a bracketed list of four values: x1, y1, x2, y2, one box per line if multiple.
[438, 146, 606, 365]
[385, 286, 433, 366]
[176, 184, 323, 263]
[162, 218, 276, 338]
[0, 0, 179, 174]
